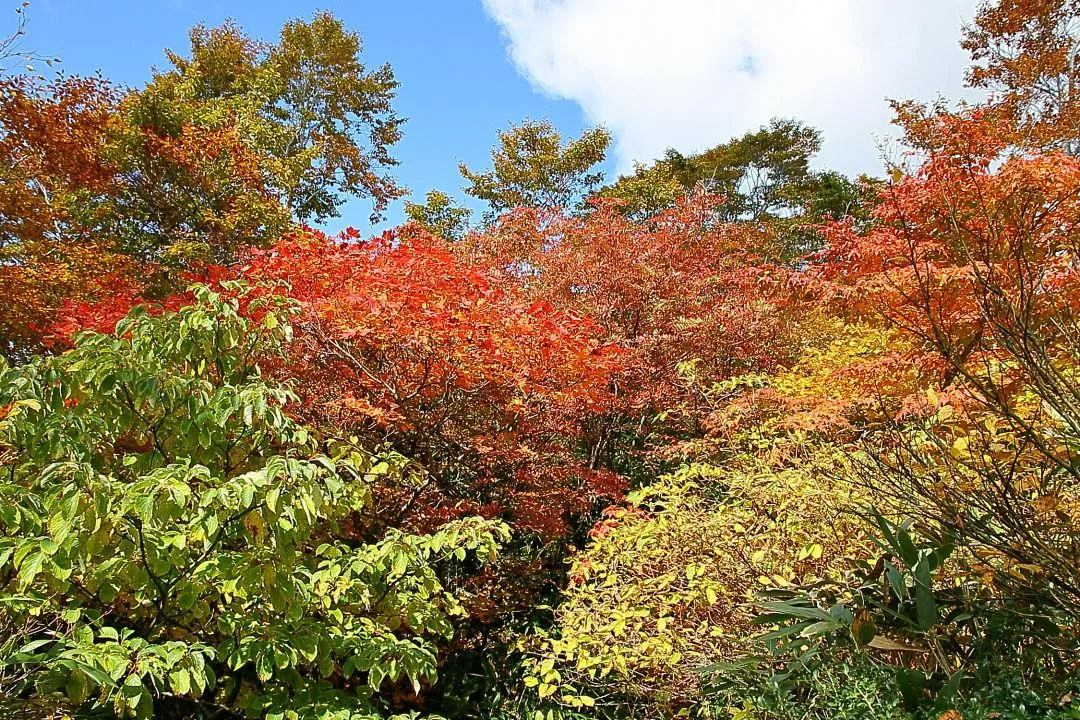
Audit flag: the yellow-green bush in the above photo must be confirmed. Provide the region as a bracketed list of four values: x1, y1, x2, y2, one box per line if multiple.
[522, 453, 873, 717]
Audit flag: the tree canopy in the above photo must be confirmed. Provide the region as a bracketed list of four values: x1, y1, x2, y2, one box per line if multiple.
[3, 3, 1080, 720]
[459, 120, 611, 220]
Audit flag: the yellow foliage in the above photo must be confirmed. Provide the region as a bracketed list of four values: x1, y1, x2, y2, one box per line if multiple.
[523, 452, 873, 716]
[709, 321, 922, 444]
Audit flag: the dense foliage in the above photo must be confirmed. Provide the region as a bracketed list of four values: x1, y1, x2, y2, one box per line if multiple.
[0, 285, 507, 719]
[0, 11, 402, 362]
[2, 2, 1080, 719]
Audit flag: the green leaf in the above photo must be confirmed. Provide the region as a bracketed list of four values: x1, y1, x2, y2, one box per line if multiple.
[256, 650, 274, 683]
[896, 668, 926, 710]
[169, 668, 191, 695]
[757, 601, 836, 623]
[66, 660, 117, 690]
[895, 527, 918, 568]
[914, 562, 937, 631]
[17, 551, 44, 586]
[935, 669, 965, 710]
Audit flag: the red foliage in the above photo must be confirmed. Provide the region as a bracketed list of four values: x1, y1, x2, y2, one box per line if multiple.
[241, 227, 623, 537]
[53, 225, 625, 539]
[812, 110, 1080, 402]
[456, 193, 806, 458]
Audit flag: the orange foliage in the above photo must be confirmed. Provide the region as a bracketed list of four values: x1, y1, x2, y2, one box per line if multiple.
[813, 110, 1080, 418]
[456, 194, 808, 460]
[237, 227, 624, 538]
[963, 0, 1080, 153]
[0, 76, 137, 358]
[0, 74, 284, 360]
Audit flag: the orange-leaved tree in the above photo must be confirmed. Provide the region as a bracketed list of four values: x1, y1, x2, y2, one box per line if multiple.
[963, 0, 1080, 155]
[456, 193, 812, 476]
[814, 108, 1080, 608]
[236, 226, 625, 541]
[0, 71, 282, 361]
[0, 12, 405, 362]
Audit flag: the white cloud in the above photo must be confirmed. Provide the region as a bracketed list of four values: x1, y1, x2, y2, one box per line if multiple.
[481, 0, 981, 177]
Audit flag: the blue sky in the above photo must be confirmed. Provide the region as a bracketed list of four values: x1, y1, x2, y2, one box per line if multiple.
[20, 0, 606, 232]
[19, 0, 982, 234]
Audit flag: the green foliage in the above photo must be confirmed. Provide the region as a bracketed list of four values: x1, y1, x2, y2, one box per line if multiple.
[0, 285, 508, 719]
[693, 118, 823, 222]
[460, 119, 611, 220]
[108, 82, 295, 266]
[150, 11, 405, 224]
[704, 652, 907, 720]
[935, 669, 1080, 720]
[705, 656, 1080, 720]
[601, 119, 821, 221]
[704, 637, 1080, 720]
[770, 170, 882, 256]
[726, 510, 1080, 719]
[600, 119, 877, 256]
[594, 150, 688, 220]
[404, 190, 472, 241]
[755, 512, 962, 657]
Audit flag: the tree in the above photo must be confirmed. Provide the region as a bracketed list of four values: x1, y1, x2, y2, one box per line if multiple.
[0, 71, 284, 360]
[602, 119, 823, 222]
[404, 189, 472, 241]
[0, 285, 508, 719]
[232, 227, 625, 542]
[707, 321, 922, 449]
[771, 170, 882, 256]
[151, 13, 405, 223]
[47, 226, 629, 717]
[460, 120, 610, 221]
[0, 12, 405, 360]
[456, 194, 810, 483]
[815, 110, 1080, 609]
[0, 75, 140, 362]
[52, 222, 626, 546]
[963, 0, 1080, 154]
[600, 119, 874, 256]
[595, 150, 689, 220]
[695, 118, 823, 221]
[0, 3, 29, 73]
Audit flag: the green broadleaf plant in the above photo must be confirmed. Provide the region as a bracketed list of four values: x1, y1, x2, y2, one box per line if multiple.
[0, 284, 509, 719]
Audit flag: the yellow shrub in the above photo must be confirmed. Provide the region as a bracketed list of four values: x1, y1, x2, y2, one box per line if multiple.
[524, 452, 873, 717]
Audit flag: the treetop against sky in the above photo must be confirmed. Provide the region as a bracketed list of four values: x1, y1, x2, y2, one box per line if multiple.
[19, 0, 979, 230]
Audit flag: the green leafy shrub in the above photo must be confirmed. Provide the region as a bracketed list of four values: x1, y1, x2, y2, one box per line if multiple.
[704, 653, 1080, 720]
[704, 651, 906, 720]
[0, 285, 508, 719]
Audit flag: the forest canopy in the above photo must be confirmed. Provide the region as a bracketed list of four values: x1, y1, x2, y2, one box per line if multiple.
[2, 2, 1080, 720]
